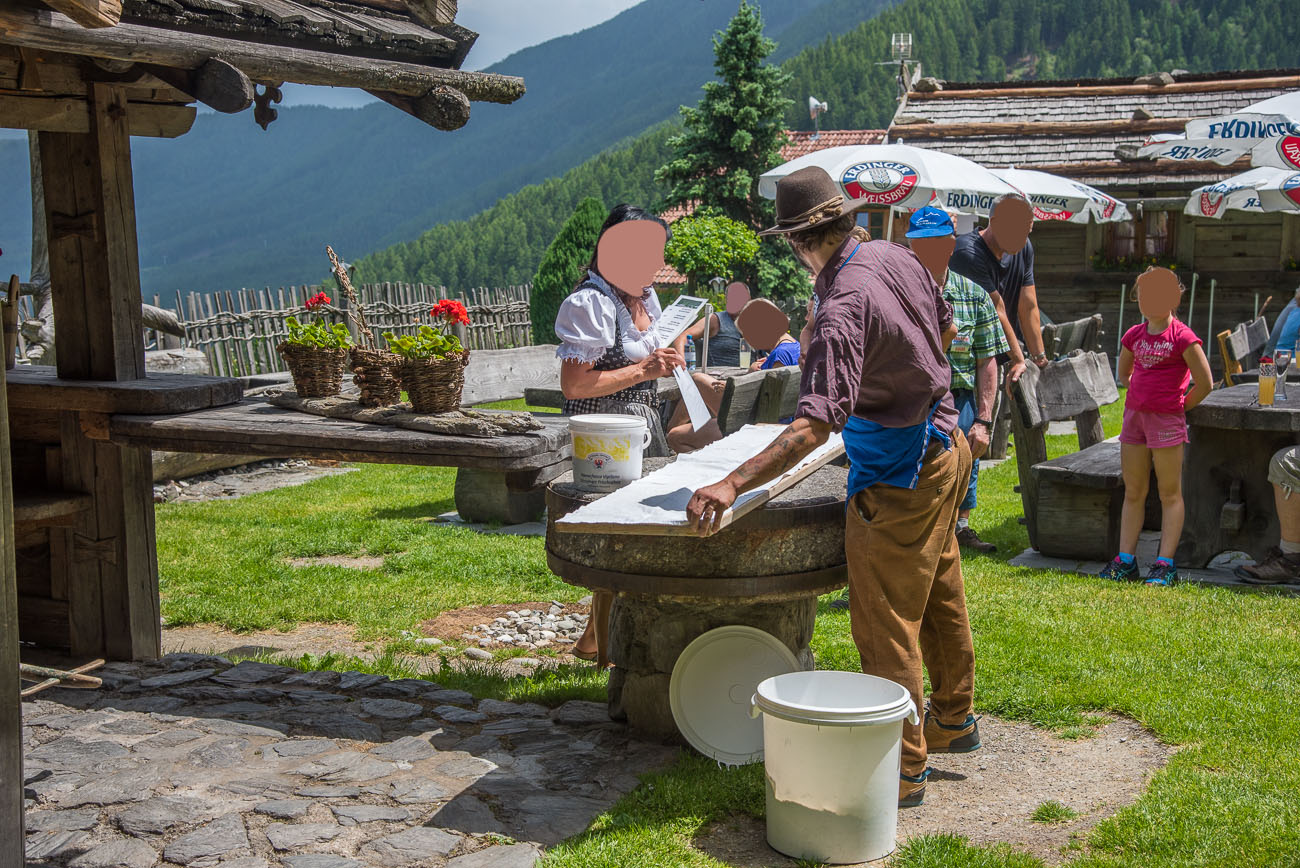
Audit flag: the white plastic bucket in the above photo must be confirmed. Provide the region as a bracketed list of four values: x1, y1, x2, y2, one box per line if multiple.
[568, 414, 652, 493]
[750, 670, 918, 864]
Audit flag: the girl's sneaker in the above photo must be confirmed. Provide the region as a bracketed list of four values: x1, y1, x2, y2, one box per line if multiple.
[1100, 557, 1140, 582]
[1144, 562, 1179, 587]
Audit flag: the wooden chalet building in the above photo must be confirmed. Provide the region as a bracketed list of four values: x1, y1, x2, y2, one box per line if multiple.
[0, 0, 522, 853]
[887, 69, 1300, 349]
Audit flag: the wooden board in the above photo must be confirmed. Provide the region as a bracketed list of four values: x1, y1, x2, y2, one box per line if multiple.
[461, 345, 562, 405]
[110, 399, 571, 471]
[0, 93, 195, 137]
[7, 365, 242, 413]
[0, 352, 25, 860]
[555, 424, 845, 536]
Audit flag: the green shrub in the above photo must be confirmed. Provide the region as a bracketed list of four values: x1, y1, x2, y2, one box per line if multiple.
[531, 196, 607, 344]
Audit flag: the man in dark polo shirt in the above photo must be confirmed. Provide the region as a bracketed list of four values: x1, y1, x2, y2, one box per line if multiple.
[686, 167, 978, 808]
[949, 192, 1049, 384]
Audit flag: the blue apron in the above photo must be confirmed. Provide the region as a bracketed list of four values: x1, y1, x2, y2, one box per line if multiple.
[843, 401, 951, 501]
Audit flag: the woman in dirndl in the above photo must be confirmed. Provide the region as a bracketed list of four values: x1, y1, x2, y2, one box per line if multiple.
[555, 203, 685, 665]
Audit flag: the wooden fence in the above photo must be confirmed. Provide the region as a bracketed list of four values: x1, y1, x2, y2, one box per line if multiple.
[174, 283, 533, 378]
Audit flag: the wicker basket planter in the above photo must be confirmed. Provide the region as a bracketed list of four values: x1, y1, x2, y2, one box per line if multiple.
[349, 348, 402, 407]
[398, 350, 470, 414]
[278, 343, 347, 398]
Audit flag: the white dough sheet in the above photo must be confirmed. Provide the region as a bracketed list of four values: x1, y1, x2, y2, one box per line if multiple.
[556, 424, 844, 534]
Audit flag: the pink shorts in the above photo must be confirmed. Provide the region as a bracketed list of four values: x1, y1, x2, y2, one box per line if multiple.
[1119, 407, 1188, 448]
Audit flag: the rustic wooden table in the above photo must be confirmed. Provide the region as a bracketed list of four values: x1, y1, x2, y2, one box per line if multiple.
[1176, 383, 1300, 567]
[523, 367, 749, 409]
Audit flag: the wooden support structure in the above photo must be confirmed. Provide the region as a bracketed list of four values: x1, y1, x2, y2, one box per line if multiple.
[39, 0, 121, 28]
[0, 360, 24, 868]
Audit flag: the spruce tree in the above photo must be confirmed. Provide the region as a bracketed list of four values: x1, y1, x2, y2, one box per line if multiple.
[655, 1, 808, 306]
[530, 196, 606, 344]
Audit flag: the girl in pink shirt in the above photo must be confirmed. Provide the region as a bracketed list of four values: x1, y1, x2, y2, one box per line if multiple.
[1102, 268, 1213, 586]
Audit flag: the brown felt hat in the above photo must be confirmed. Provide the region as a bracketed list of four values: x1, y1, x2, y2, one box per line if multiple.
[759, 166, 871, 237]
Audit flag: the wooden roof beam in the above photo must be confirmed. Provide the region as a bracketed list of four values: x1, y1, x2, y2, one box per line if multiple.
[0, 91, 194, 136]
[908, 75, 1300, 101]
[39, 0, 119, 29]
[890, 118, 1193, 139]
[0, 2, 524, 105]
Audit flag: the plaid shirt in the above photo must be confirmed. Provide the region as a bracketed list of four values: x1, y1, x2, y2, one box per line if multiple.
[943, 270, 1009, 392]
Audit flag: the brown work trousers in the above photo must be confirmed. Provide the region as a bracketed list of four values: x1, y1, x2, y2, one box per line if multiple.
[846, 429, 976, 777]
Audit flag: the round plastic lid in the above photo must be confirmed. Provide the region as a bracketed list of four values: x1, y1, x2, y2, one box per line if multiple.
[568, 413, 647, 429]
[753, 670, 915, 727]
[669, 625, 801, 765]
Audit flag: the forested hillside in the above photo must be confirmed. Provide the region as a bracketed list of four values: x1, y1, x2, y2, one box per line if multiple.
[357, 0, 1299, 292]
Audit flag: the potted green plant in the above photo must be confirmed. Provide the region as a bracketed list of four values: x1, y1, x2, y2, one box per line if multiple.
[277, 290, 351, 397]
[384, 299, 471, 414]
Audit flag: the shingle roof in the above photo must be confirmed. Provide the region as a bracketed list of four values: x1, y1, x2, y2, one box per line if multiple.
[781, 129, 886, 160]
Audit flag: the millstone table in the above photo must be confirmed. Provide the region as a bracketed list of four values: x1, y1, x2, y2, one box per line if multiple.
[545, 459, 848, 740]
[1176, 384, 1300, 567]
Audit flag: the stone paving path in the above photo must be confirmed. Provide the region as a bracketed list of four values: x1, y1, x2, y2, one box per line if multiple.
[22, 654, 675, 868]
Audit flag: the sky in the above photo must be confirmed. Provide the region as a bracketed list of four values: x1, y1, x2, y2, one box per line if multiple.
[275, 0, 645, 109]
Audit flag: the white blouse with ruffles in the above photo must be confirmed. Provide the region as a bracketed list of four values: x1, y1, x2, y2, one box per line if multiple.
[554, 271, 664, 364]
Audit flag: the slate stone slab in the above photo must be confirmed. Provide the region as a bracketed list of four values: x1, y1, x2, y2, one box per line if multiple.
[162, 814, 250, 866]
[282, 671, 341, 688]
[446, 844, 542, 868]
[435, 755, 497, 780]
[29, 737, 131, 768]
[25, 807, 100, 832]
[266, 739, 338, 759]
[360, 827, 461, 866]
[330, 804, 410, 825]
[434, 706, 486, 724]
[25, 829, 89, 860]
[338, 672, 388, 690]
[202, 702, 276, 717]
[213, 860, 269, 868]
[254, 799, 312, 819]
[197, 719, 288, 738]
[58, 763, 165, 807]
[68, 837, 160, 868]
[359, 698, 423, 719]
[517, 793, 609, 845]
[280, 711, 382, 742]
[117, 795, 214, 836]
[186, 737, 251, 769]
[369, 735, 437, 762]
[170, 687, 285, 703]
[139, 669, 217, 689]
[133, 730, 204, 751]
[162, 654, 230, 671]
[113, 696, 187, 714]
[430, 796, 506, 835]
[264, 822, 344, 851]
[29, 711, 114, 731]
[551, 701, 612, 726]
[282, 856, 363, 868]
[476, 699, 548, 717]
[424, 689, 474, 706]
[384, 779, 451, 805]
[212, 662, 296, 686]
[98, 717, 164, 736]
[292, 752, 396, 783]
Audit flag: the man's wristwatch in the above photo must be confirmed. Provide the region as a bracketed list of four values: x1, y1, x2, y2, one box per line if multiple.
[973, 418, 993, 429]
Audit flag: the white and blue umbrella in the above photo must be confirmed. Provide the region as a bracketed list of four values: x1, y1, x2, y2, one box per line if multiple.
[1183, 166, 1300, 219]
[1138, 91, 1300, 170]
[990, 167, 1131, 224]
[757, 144, 1016, 216]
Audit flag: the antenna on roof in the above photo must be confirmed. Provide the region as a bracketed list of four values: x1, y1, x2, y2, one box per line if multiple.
[808, 96, 829, 140]
[877, 33, 917, 100]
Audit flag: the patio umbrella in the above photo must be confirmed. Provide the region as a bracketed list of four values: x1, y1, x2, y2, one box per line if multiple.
[1183, 166, 1300, 219]
[757, 144, 1017, 216]
[990, 167, 1131, 224]
[1137, 91, 1300, 170]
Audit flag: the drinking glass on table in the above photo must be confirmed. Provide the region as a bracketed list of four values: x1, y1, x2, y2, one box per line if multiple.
[738, 340, 753, 369]
[1277, 350, 1292, 401]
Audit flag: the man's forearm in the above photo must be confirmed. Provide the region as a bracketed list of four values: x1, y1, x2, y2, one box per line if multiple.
[990, 293, 1025, 365]
[725, 417, 830, 496]
[1019, 286, 1045, 358]
[974, 356, 998, 419]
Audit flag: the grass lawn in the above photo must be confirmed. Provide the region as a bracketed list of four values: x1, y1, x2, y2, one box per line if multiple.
[155, 399, 1300, 867]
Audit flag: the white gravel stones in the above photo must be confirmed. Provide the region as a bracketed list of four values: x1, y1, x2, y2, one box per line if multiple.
[360, 827, 460, 866]
[463, 647, 493, 661]
[264, 821, 344, 850]
[162, 814, 249, 866]
[68, 836, 160, 868]
[464, 603, 588, 650]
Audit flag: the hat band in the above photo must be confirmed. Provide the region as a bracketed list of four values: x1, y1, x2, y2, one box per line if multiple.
[781, 195, 844, 227]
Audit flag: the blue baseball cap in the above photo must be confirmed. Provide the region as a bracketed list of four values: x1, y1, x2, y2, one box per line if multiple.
[905, 206, 955, 238]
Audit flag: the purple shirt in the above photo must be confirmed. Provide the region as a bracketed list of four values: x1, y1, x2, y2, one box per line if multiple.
[797, 238, 957, 434]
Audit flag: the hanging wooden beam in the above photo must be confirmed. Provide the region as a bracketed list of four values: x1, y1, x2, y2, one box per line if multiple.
[141, 57, 254, 114]
[0, 3, 525, 105]
[891, 118, 1191, 140]
[0, 92, 196, 136]
[368, 83, 469, 130]
[39, 0, 120, 29]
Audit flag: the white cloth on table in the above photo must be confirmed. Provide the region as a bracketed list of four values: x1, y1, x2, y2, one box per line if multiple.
[554, 271, 663, 364]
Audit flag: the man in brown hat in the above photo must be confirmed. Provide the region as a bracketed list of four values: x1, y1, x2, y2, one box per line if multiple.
[686, 166, 978, 808]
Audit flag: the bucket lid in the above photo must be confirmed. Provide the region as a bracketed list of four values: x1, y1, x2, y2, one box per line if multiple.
[669, 625, 801, 765]
[752, 670, 916, 727]
[568, 413, 647, 430]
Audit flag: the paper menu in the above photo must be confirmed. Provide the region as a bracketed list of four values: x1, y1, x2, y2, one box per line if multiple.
[673, 367, 712, 432]
[654, 295, 710, 345]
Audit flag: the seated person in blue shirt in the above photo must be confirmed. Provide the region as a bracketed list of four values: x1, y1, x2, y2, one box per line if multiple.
[1267, 287, 1300, 356]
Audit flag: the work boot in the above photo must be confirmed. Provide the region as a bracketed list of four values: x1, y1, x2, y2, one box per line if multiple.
[1235, 547, 1300, 584]
[899, 768, 930, 808]
[828, 588, 850, 611]
[956, 525, 997, 553]
[924, 711, 981, 754]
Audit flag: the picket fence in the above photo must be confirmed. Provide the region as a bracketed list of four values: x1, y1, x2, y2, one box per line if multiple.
[174, 283, 533, 378]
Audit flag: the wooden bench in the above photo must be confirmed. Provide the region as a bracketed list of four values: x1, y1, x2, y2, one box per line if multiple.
[717, 366, 801, 435]
[1216, 316, 1269, 386]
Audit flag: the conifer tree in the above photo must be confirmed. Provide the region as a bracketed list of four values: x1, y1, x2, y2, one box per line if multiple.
[530, 196, 606, 344]
[655, 2, 809, 306]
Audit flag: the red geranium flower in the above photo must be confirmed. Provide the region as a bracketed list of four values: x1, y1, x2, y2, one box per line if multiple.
[305, 291, 331, 311]
[430, 299, 470, 326]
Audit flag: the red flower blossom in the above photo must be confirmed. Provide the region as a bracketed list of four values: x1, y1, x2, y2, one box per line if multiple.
[305, 291, 331, 311]
[430, 299, 470, 326]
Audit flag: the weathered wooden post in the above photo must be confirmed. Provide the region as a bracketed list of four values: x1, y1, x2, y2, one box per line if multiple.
[0, 360, 25, 865]
[39, 83, 160, 660]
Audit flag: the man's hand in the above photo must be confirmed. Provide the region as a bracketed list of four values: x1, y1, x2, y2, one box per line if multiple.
[1005, 358, 1027, 387]
[1032, 352, 1050, 370]
[686, 478, 739, 537]
[967, 422, 990, 460]
[641, 348, 685, 379]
